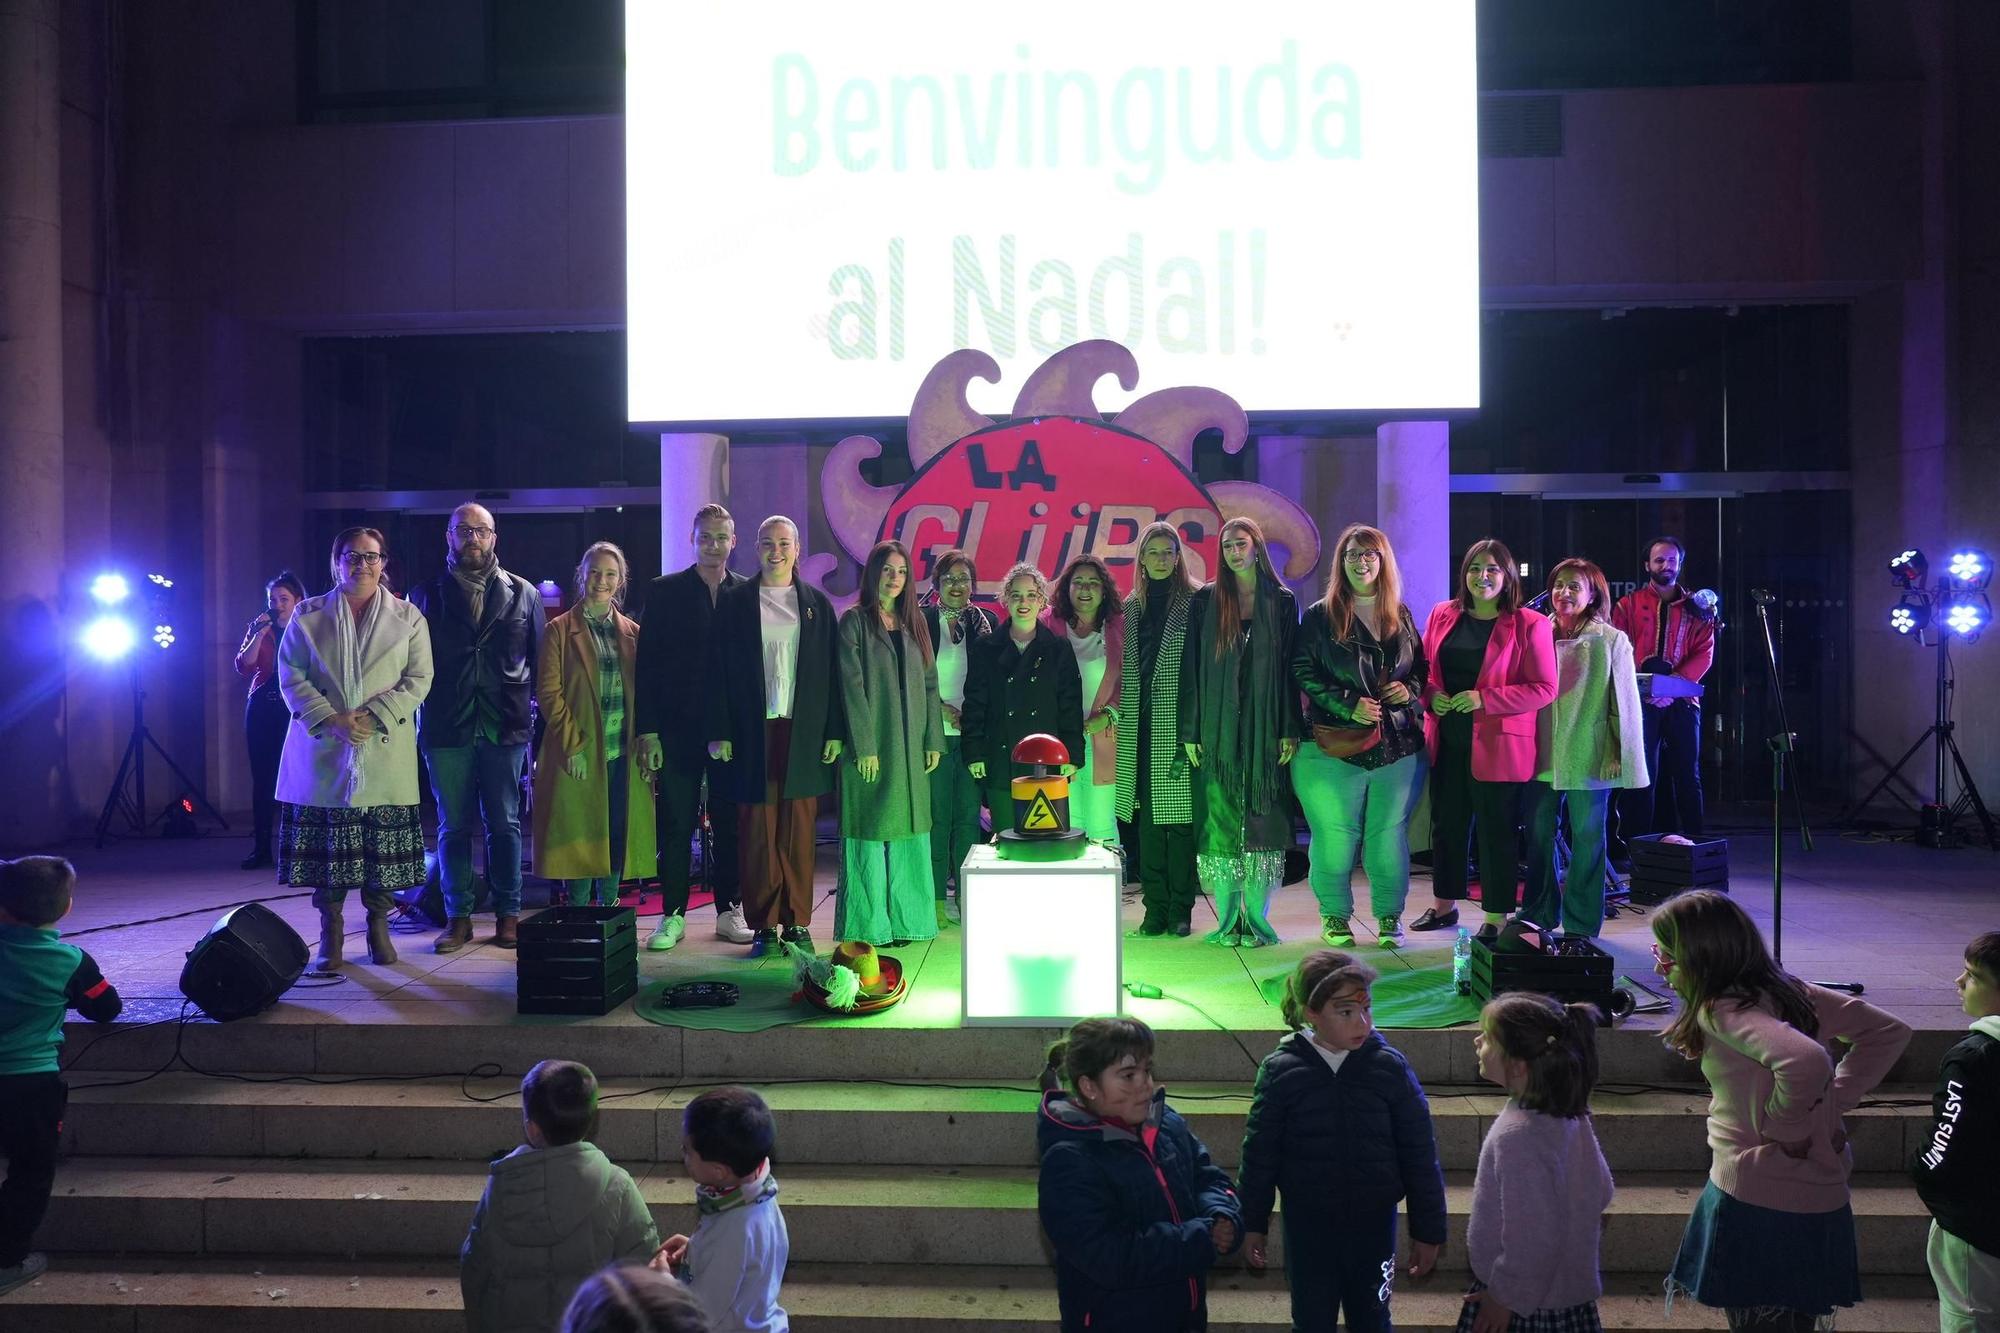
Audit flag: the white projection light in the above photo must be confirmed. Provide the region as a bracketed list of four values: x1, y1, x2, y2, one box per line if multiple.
[627, 2, 1481, 422]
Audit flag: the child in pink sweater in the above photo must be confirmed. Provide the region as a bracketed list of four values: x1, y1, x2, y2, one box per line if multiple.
[1461, 992, 1615, 1333]
[1652, 891, 1911, 1332]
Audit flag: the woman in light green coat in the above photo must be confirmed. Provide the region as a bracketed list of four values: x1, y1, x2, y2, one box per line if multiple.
[836, 540, 946, 947]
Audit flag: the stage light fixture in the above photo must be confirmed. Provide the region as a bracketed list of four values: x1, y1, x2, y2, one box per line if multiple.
[1945, 594, 1991, 638]
[91, 573, 132, 605]
[1890, 596, 1929, 636]
[83, 615, 137, 662]
[152, 624, 176, 649]
[1889, 549, 1928, 588]
[1947, 549, 1992, 591]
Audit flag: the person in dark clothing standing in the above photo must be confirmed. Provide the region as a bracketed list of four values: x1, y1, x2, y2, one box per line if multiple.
[1911, 930, 2000, 1330]
[1115, 522, 1200, 937]
[961, 562, 1085, 827]
[1179, 517, 1302, 948]
[233, 570, 307, 870]
[635, 503, 753, 951]
[408, 502, 546, 953]
[0, 856, 124, 1297]
[920, 550, 1000, 923]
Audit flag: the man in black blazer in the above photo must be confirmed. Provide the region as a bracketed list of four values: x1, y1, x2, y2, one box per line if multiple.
[636, 503, 752, 951]
[703, 516, 844, 956]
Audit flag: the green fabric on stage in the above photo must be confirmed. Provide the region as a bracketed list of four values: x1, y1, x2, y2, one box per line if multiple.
[1254, 956, 1481, 1029]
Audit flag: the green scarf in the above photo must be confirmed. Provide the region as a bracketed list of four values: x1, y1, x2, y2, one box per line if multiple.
[1198, 574, 1285, 814]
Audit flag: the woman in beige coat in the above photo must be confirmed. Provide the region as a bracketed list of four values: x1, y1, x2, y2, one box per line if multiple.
[531, 543, 658, 914]
[275, 527, 434, 970]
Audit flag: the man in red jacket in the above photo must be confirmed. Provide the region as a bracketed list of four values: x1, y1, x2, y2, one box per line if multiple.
[1611, 537, 1716, 841]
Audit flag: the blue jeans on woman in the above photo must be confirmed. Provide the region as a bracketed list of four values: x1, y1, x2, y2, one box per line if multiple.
[1292, 747, 1427, 920]
[566, 758, 629, 908]
[1521, 782, 1612, 938]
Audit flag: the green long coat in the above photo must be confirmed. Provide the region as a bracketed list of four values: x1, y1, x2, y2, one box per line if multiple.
[836, 607, 946, 842]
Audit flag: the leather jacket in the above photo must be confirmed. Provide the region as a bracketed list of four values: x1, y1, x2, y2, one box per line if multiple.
[408, 568, 545, 748]
[1292, 601, 1427, 762]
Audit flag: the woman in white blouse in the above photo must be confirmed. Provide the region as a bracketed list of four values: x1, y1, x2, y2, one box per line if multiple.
[1047, 554, 1124, 847]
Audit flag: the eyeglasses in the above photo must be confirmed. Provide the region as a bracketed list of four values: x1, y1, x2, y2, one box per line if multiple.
[1344, 550, 1383, 564]
[340, 551, 384, 567]
[452, 525, 494, 540]
[938, 574, 973, 588]
[1649, 942, 1675, 969]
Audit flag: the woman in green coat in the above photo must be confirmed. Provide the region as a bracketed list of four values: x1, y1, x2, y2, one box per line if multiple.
[836, 540, 946, 946]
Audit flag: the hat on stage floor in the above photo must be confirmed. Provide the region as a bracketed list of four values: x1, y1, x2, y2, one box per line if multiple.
[787, 939, 908, 1015]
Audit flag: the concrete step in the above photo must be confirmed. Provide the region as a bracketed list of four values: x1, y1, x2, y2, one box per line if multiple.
[5, 1258, 1948, 1332]
[60, 1073, 1939, 1175]
[34, 1159, 1934, 1275]
[63, 1002, 1968, 1088]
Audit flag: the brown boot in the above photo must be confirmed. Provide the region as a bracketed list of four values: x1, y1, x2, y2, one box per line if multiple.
[493, 915, 520, 949]
[362, 891, 398, 965]
[312, 894, 344, 971]
[434, 916, 473, 953]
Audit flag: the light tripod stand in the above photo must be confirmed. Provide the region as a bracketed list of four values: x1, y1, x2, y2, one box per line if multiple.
[1846, 622, 1997, 851]
[94, 657, 229, 847]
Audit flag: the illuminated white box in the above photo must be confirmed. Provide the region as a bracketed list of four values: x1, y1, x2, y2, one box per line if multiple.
[960, 844, 1123, 1026]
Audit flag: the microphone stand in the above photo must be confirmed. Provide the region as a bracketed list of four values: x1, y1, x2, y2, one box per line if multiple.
[1751, 591, 1860, 993]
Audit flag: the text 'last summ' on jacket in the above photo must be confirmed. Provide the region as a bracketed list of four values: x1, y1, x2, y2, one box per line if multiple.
[1036, 1087, 1241, 1333]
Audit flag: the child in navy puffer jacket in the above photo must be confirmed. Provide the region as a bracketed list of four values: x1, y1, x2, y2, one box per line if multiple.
[1238, 950, 1448, 1333]
[1036, 1016, 1242, 1333]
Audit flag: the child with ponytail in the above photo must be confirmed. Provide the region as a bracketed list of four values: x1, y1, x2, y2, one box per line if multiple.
[1237, 950, 1446, 1332]
[1036, 1016, 1242, 1332]
[1461, 992, 1615, 1333]
[1652, 890, 1911, 1332]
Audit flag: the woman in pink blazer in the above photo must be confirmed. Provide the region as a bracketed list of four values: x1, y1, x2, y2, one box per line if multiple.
[1408, 539, 1557, 939]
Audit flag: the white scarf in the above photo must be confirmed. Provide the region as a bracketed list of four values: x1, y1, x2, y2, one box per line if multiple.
[329, 588, 387, 803]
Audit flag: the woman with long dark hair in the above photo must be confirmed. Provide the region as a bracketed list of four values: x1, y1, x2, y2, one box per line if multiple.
[1047, 554, 1124, 848]
[1412, 539, 1556, 940]
[274, 527, 433, 970]
[1115, 522, 1200, 937]
[1291, 524, 1429, 948]
[234, 570, 307, 870]
[1520, 558, 1647, 943]
[836, 539, 945, 947]
[1179, 517, 1300, 947]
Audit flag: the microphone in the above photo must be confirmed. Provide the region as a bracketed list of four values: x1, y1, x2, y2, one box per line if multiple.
[1748, 588, 1776, 605]
[1524, 590, 1553, 612]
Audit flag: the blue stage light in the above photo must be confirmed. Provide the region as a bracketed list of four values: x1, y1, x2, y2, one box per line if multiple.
[83, 615, 137, 662]
[1947, 549, 1992, 591]
[151, 624, 176, 649]
[1944, 596, 1989, 637]
[1890, 596, 1928, 636]
[91, 573, 131, 606]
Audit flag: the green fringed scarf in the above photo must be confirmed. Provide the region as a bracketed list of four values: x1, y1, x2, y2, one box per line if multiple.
[1197, 574, 1286, 814]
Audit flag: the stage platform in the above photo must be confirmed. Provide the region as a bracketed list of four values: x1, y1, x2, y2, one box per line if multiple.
[8, 828, 1988, 1329]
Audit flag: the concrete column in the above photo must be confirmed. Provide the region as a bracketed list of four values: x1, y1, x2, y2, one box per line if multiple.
[1376, 421, 1453, 608]
[0, 0, 68, 850]
[657, 432, 730, 571]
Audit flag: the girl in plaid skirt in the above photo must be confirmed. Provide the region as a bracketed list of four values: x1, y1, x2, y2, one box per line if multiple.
[1460, 993, 1615, 1333]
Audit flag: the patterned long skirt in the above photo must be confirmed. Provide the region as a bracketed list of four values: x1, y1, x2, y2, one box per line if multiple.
[277, 802, 426, 892]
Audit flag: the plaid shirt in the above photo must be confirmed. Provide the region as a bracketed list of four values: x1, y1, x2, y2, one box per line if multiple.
[582, 609, 625, 762]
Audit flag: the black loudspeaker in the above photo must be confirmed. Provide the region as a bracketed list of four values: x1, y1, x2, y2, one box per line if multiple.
[178, 902, 309, 1021]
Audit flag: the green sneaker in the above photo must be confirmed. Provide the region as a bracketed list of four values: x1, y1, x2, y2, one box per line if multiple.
[1321, 915, 1355, 947]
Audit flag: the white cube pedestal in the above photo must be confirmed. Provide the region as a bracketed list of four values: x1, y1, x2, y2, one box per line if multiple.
[959, 843, 1123, 1026]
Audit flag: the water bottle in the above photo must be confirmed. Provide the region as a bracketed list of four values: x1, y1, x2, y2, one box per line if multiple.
[1453, 926, 1473, 996]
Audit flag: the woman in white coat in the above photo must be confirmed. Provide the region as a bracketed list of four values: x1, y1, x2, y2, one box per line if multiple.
[275, 526, 434, 970]
[1520, 558, 1647, 943]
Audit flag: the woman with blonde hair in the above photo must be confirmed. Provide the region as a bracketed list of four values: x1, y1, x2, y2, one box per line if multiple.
[1115, 522, 1201, 936]
[532, 542, 658, 911]
[1291, 524, 1430, 948]
[1520, 558, 1647, 944]
[835, 539, 945, 947]
[1179, 517, 1301, 946]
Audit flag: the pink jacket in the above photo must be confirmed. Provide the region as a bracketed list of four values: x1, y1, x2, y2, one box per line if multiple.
[1045, 612, 1125, 785]
[1420, 602, 1558, 782]
[1694, 985, 1911, 1214]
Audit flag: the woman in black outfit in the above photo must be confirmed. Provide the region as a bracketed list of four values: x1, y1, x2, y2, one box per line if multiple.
[232, 570, 307, 870]
[961, 562, 1085, 829]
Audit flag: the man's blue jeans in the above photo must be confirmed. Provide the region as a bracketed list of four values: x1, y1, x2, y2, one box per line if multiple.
[425, 740, 528, 920]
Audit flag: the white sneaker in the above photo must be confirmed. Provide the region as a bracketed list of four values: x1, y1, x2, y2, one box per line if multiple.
[646, 913, 686, 952]
[713, 905, 755, 944]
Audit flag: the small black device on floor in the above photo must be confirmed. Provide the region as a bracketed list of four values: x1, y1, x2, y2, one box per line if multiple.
[658, 981, 740, 1009]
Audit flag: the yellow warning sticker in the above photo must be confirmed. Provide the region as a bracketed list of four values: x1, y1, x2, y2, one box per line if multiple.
[1021, 791, 1062, 831]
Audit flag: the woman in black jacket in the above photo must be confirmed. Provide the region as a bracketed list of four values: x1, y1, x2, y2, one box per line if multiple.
[961, 562, 1084, 828]
[1291, 524, 1430, 950]
[1179, 517, 1302, 948]
[1037, 1016, 1242, 1332]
